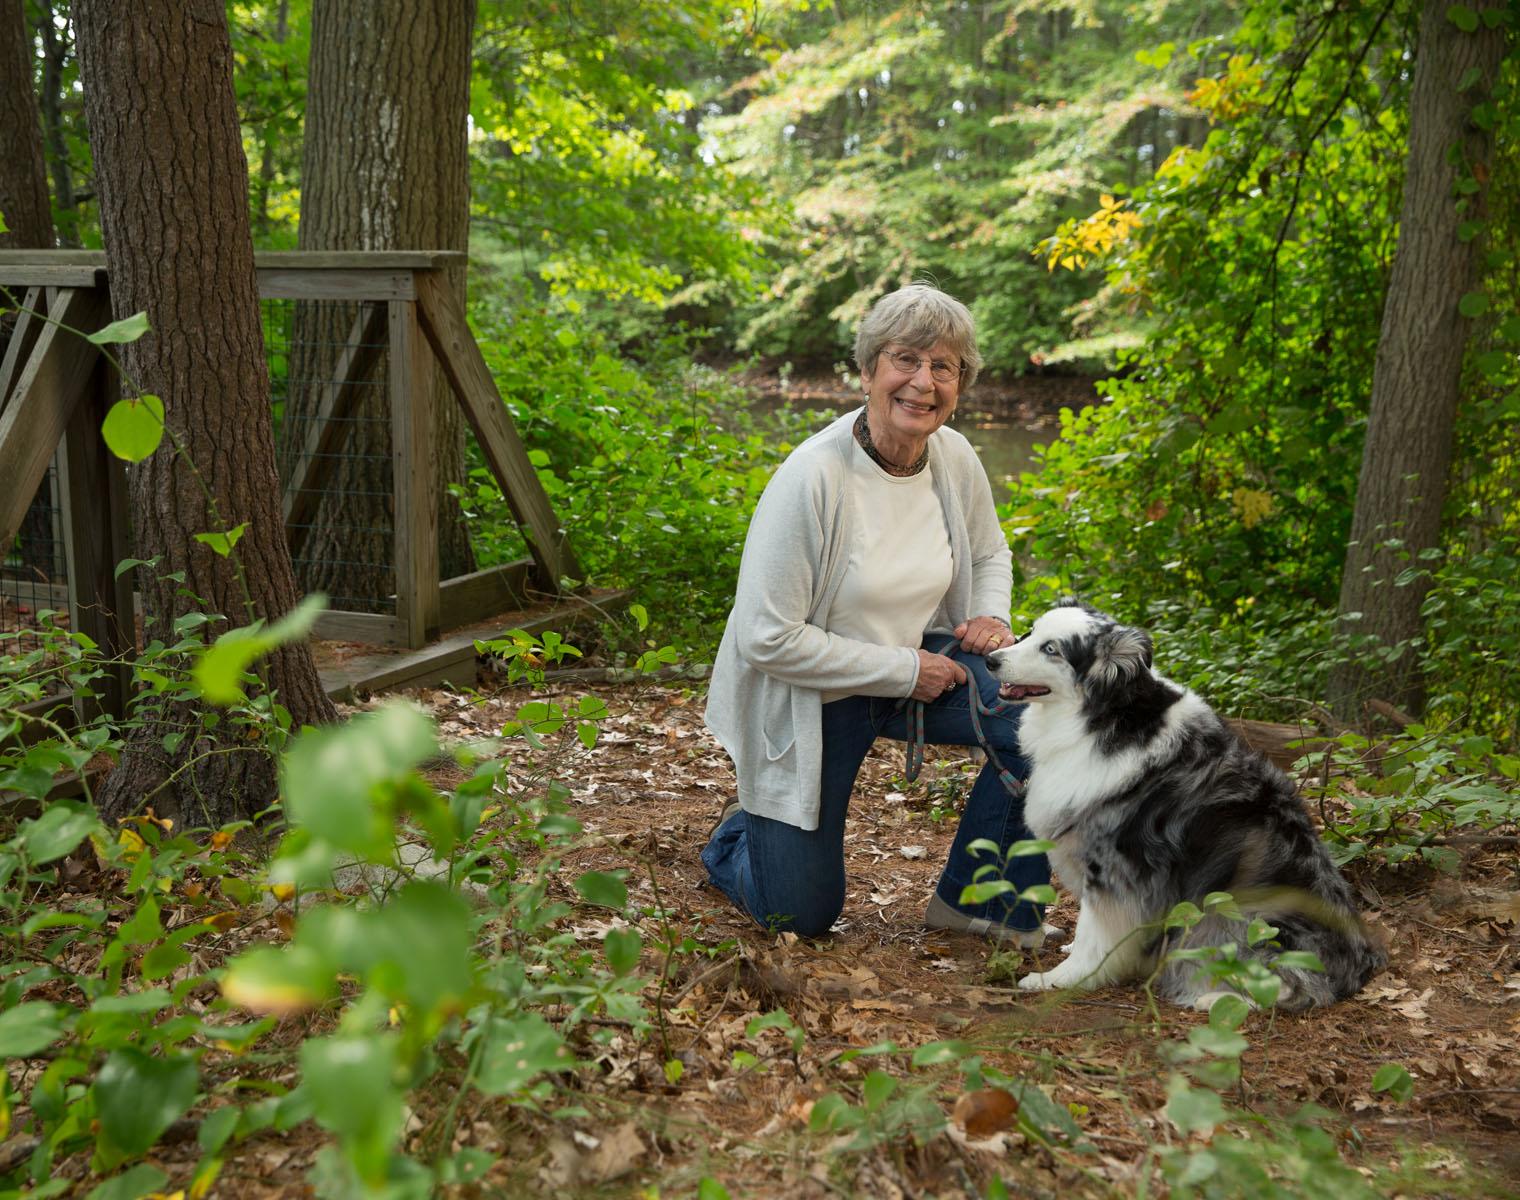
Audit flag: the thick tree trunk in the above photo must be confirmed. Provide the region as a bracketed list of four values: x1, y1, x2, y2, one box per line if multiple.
[2, 0, 60, 578]
[74, 0, 337, 827]
[281, 0, 477, 605]
[1328, 0, 1508, 720]
[0, 0, 53, 250]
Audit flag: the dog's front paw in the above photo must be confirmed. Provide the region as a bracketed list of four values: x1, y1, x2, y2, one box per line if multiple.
[1018, 961, 1090, 991]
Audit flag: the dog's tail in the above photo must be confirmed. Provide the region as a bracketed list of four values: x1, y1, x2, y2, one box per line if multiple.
[1153, 892, 1387, 1011]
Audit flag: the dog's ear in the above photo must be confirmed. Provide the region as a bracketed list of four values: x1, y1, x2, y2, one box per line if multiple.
[1089, 624, 1152, 690]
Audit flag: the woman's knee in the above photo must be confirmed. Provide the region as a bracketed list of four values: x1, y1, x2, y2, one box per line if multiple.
[750, 883, 844, 938]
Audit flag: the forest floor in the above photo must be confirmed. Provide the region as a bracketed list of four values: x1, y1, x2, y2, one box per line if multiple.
[152, 670, 1520, 1199]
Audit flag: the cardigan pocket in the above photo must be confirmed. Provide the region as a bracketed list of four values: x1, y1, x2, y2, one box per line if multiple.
[762, 727, 796, 761]
[760, 685, 796, 761]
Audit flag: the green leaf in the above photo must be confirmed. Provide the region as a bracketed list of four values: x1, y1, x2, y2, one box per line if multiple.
[301, 1033, 405, 1185]
[957, 880, 1014, 904]
[1206, 993, 1251, 1031]
[85, 311, 151, 346]
[910, 1040, 970, 1067]
[861, 1069, 897, 1109]
[86, 1164, 169, 1200]
[14, 802, 100, 864]
[1457, 66, 1482, 91]
[88, 988, 174, 1016]
[574, 869, 628, 909]
[1164, 1076, 1227, 1136]
[1372, 1061, 1414, 1102]
[273, 696, 434, 863]
[220, 943, 336, 1013]
[198, 1104, 242, 1154]
[346, 882, 477, 1013]
[603, 927, 642, 976]
[1272, 950, 1325, 973]
[1186, 1024, 1249, 1059]
[193, 522, 249, 558]
[1458, 290, 1489, 318]
[473, 1013, 576, 1094]
[0, 1001, 69, 1056]
[1446, 4, 1478, 32]
[93, 1047, 199, 1156]
[193, 593, 327, 704]
[101, 394, 166, 462]
[698, 1177, 733, 1200]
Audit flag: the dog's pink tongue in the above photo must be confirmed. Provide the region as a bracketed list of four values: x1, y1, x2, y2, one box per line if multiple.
[999, 684, 1050, 701]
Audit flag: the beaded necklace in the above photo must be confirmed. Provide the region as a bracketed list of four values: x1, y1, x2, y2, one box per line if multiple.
[853, 407, 929, 477]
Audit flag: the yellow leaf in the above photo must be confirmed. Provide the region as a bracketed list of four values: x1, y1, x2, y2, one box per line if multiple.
[1231, 487, 1275, 529]
[268, 882, 296, 903]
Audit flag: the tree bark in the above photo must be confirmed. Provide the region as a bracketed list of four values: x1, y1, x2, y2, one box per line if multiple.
[74, 0, 337, 826]
[34, 2, 80, 247]
[2, 0, 60, 578]
[1328, 0, 1508, 719]
[0, 0, 53, 251]
[281, 0, 477, 606]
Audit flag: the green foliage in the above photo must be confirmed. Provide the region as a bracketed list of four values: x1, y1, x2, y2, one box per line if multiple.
[707, 1, 1237, 371]
[1300, 725, 1520, 871]
[468, 0, 770, 335]
[1, 642, 657, 1193]
[461, 296, 816, 649]
[1002, 5, 1520, 742]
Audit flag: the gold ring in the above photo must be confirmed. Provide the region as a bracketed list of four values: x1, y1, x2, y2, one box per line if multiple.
[989, 635, 1002, 646]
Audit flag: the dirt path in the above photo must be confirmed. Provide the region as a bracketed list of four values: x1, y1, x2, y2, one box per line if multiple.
[55, 674, 1516, 1198]
[338, 677, 1520, 1197]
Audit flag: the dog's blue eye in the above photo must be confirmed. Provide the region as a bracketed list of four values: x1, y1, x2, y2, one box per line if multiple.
[1041, 641, 1059, 656]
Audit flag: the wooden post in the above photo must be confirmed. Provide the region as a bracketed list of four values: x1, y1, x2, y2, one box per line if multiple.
[414, 268, 582, 590]
[0, 286, 46, 405]
[390, 296, 439, 648]
[0, 286, 107, 548]
[59, 353, 135, 721]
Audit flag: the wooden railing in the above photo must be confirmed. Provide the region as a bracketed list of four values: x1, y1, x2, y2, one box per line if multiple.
[0, 251, 581, 699]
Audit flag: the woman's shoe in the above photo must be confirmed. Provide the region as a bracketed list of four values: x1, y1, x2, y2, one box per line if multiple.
[707, 799, 742, 841]
[923, 892, 1060, 949]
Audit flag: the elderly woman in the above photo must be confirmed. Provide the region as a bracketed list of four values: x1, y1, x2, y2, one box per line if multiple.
[701, 283, 1051, 942]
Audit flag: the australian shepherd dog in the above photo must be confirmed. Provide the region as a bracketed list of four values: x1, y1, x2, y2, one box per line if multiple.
[986, 601, 1386, 1011]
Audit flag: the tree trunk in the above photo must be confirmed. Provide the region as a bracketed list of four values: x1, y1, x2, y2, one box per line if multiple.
[281, 0, 477, 607]
[2, 0, 61, 579]
[74, 0, 337, 827]
[0, 0, 53, 251]
[1328, 0, 1508, 720]
[252, 0, 290, 236]
[35, 3, 79, 247]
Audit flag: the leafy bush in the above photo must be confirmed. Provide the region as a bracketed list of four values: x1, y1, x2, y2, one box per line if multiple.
[461, 298, 819, 651]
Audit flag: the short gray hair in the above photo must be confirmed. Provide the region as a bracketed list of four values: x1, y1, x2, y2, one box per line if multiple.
[854, 283, 981, 389]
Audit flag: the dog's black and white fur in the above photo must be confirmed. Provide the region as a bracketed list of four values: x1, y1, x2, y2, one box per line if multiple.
[986, 601, 1386, 1010]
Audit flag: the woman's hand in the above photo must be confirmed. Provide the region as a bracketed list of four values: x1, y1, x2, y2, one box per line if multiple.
[955, 615, 1012, 656]
[912, 649, 968, 702]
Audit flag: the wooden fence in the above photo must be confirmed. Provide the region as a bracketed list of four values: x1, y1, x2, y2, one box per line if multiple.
[0, 250, 583, 716]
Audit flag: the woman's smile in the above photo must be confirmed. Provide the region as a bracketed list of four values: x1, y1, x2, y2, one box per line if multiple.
[862, 339, 962, 465]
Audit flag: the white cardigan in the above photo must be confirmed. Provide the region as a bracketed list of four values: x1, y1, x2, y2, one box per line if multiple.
[703, 409, 1013, 830]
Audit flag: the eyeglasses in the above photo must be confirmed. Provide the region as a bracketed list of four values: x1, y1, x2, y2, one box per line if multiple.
[880, 347, 966, 384]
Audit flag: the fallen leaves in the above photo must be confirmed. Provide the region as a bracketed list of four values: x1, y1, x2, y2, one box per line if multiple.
[951, 1087, 1019, 1137]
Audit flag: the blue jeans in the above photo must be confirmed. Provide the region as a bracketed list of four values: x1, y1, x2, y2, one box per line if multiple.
[701, 636, 1049, 938]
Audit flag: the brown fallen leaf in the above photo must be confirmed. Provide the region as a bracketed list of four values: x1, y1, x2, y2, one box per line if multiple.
[953, 1087, 1020, 1137]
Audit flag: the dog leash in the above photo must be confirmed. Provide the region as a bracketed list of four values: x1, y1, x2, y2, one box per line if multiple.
[903, 687, 1026, 799]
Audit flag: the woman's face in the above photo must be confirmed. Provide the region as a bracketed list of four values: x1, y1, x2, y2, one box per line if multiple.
[862, 339, 963, 455]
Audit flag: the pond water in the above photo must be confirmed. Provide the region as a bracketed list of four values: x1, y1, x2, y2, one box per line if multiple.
[748, 373, 1097, 490]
